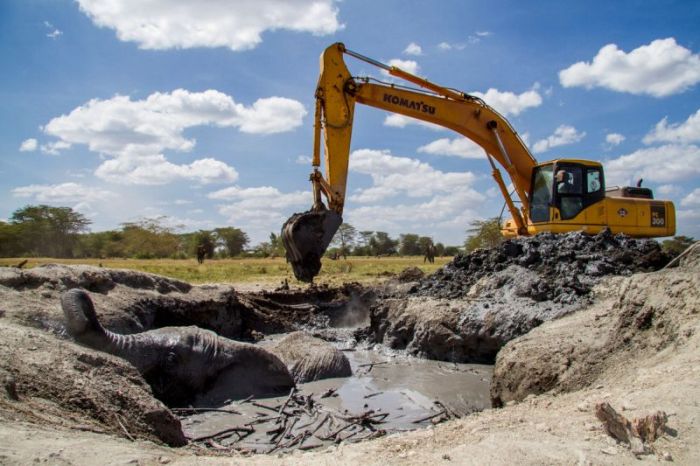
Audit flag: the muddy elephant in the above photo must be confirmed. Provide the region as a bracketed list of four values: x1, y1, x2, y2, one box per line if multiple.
[61, 289, 294, 406]
[267, 331, 352, 383]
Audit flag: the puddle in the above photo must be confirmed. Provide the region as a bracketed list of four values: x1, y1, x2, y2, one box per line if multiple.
[180, 344, 492, 453]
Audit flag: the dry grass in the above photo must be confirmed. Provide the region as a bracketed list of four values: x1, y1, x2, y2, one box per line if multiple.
[0, 256, 451, 286]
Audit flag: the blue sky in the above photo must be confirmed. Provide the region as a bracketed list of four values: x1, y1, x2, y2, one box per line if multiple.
[2, 0, 699, 246]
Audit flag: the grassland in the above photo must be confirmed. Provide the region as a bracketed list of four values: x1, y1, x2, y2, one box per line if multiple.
[0, 256, 452, 286]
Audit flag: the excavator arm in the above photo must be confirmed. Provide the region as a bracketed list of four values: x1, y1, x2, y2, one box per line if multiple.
[283, 43, 538, 282]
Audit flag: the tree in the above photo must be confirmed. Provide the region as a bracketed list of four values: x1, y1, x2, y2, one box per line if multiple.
[75, 230, 125, 258]
[399, 233, 421, 256]
[215, 227, 249, 257]
[0, 221, 22, 257]
[331, 223, 357, 258]
[369, 231, 398, 256]
[11, 205, 91, 257]
[120, 217, 180, 258]
[443, 245, 461, 256]
[353, 230, 374, 256]
[661, 236, 696, 255]
[464, 217, 503, 252]
[434, 242, 446, 256]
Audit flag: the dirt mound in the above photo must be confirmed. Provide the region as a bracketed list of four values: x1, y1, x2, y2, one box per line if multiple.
[490, 244, 700, 406]
[0, 321, 185, 446]
[414, 229, 671, 303]
[366, 230, 673, 363]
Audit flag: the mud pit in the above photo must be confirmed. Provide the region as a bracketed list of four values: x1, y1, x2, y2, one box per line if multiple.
[0, 263, 491, 454]
[180, 348, 490, 453]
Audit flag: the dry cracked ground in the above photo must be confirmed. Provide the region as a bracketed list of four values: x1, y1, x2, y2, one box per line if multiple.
[0, 233, 698, 465]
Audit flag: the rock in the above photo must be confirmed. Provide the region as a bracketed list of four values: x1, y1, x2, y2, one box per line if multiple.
[267, 331, 351, 383]
[397, 267, 425, 282]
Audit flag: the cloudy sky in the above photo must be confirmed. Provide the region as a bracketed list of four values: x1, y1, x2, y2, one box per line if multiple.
[2, 0, 699, 245]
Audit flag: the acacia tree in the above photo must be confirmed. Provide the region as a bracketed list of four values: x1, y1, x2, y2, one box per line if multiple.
[464, 217, 503, 252]
[331, 223, 357, 258]
[399, 233, 421, 255]
[120, 217, 180, 258]
[11, 205, 91, 257]
[215, 227, 249, 257]
[369, 231, 398, 256]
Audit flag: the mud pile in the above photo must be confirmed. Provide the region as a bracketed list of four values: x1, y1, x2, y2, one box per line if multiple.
[367, 230, 674, 364]
[413, 229, 671, 303]
[491, 242, 700, 406]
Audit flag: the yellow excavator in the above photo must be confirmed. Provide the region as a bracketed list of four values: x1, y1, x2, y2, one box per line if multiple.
[282, 43, 676, 282]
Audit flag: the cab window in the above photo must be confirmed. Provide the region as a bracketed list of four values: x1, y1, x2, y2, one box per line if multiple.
[555, 166, 584, 220]
[587, 169, 601, 194]
[529, 165, 553, 223]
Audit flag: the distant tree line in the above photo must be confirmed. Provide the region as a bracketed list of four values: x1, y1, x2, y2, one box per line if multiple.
[325, 223, 461, 258]
[0, 205, 249, 259]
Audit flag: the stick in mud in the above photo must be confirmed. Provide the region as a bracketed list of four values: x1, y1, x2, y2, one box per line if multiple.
[172, 407, 241, 416]
[187, 426, 255, 443]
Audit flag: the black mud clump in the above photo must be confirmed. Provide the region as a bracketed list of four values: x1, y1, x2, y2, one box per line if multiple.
[413, 229, 673, 303]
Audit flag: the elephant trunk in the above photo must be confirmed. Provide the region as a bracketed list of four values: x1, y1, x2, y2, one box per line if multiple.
[61, 289, 141, 357]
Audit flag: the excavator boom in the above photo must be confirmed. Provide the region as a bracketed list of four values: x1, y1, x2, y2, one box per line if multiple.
[282, 43, 675, 283]
[283, 43, 536, 282]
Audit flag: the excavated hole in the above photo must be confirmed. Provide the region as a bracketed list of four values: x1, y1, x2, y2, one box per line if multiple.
[112, 284, 493, 453]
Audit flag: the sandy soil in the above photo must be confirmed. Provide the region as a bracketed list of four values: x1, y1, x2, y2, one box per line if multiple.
[0, 249, 698, 465]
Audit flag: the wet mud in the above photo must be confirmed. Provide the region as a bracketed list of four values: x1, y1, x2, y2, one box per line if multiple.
[180, 348, 491, 454]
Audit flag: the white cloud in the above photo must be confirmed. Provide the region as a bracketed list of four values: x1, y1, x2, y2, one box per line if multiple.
[385, 59, 420, 76]
[532, 125, 586, 154]
[344, 189, 483, 236]
[404, 42, 422, 56]
[559, 38, 700, 97]
[209, 185, 310, 242]
[42, 89, 305, 184]
[656, 184, 682, 196]
[44, 21, 62, 39]
[95, 154, 239, 185]
[296, 155, 312, 165]
[643, 109, 700, 145]
[681, 188, 700, 207]
[437, 41, 466, 51]
[40, 141, 72, 155]
[76, 0, 342, 51]
[471, 88, 542, 117]
[417, 137, 485, 159]
[383, 114, 444, 131]
[348, 148, 479, 203]
[12, 182, 114, 203]
[19, 138, 38, 152]
[605, 133, 625, 146]
[468, 31, 492, 44]
[605, 144, 700, 186]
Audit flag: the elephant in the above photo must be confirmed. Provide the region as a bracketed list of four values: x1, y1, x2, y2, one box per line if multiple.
[267, 331, 352, 383]
[61, 288, 294, 406]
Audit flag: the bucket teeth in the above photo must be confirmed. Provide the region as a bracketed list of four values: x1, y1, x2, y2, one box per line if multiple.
[282, 209, 342, 282]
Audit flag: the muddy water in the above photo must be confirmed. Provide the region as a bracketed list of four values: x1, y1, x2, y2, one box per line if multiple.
[181, 343, 492, 453]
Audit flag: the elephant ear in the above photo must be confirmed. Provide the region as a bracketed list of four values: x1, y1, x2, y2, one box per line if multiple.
[61, 288, 104, 337]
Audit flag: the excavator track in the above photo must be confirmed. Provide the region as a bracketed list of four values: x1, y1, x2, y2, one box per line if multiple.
[282, 209, 342, 283]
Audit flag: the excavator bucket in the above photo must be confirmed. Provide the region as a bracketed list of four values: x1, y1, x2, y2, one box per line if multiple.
[282, 209, 342, 283]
